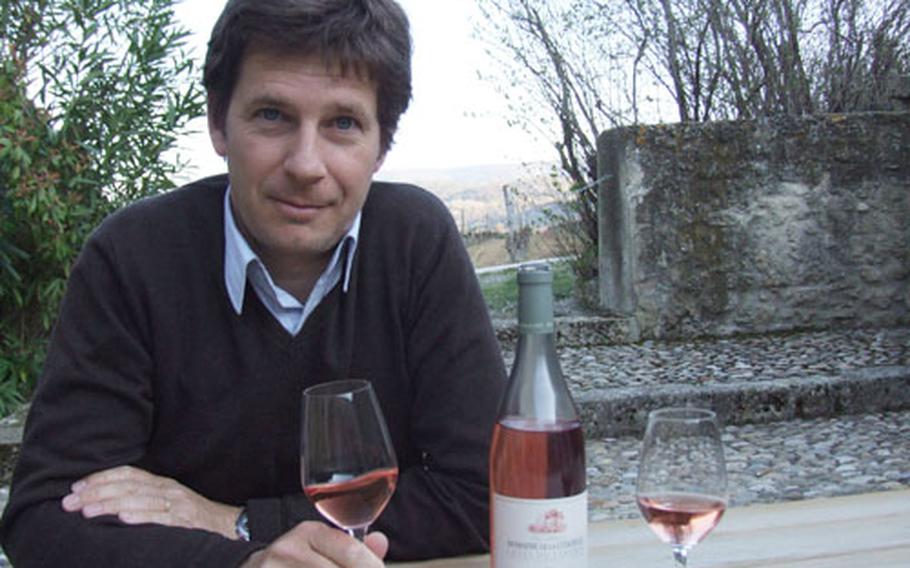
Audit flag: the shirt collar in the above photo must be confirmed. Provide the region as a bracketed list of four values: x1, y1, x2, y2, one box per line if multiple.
[223, 186, 360, 315]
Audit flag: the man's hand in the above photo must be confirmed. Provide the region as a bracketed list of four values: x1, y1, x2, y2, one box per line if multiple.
[242, 522, 388, 567]
[61, 465, 240, 539]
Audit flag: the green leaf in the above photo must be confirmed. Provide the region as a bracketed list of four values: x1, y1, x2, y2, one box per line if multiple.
[0, 0, 205, 411]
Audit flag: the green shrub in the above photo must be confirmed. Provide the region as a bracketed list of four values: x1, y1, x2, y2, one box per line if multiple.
[0, 57, 94, 411]
[0, 0, 205, 415]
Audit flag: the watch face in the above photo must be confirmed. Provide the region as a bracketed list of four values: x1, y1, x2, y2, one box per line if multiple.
[236, 509, 251, 541]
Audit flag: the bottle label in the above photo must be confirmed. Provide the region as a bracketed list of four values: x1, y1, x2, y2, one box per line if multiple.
[492, 491, 588, 568]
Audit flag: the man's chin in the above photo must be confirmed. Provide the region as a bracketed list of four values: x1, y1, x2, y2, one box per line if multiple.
[276, 236, 338, 261]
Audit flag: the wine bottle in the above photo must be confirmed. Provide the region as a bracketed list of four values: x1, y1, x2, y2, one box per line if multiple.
[489, 263, 587, 568]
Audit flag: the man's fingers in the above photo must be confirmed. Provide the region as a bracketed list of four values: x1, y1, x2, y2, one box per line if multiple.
[66, 479, 146, 506]
[118, 509, 173, 526]
[304, 523, 385, 568]
[62, 468, 239, 538]
[62, 476, 177, 517]
[364, 531, 389, 559]
[240, 522, 385, 568]
[70, 493, 174, 518]
[71, 465, 148, 491]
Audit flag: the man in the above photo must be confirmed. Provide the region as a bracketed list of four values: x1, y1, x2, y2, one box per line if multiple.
[0, 0, 507, 566]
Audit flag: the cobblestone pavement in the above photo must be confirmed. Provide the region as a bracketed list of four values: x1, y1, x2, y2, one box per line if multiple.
[504, 326, 909, 393]
[586, 410, 910, 522]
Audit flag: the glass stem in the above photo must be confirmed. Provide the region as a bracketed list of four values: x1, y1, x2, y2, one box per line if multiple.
[672, 545, 688, 567]
[347, 526, 368, 541]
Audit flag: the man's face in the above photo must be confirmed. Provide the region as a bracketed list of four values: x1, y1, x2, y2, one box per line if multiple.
[209, 48, 384, 272]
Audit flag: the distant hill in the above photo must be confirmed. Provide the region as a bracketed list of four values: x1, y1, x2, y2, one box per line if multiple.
[375, 161, 566, 232]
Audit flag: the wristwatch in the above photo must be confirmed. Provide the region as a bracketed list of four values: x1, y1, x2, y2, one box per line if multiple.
[235, 508, 251, 541]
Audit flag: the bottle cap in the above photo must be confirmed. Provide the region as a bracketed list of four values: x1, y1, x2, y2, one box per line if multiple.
[517, 263, 554, 334]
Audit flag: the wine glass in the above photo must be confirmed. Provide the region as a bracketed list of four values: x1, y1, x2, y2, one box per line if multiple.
[301, 379, 398, 540]
[635, 407, 728, 567]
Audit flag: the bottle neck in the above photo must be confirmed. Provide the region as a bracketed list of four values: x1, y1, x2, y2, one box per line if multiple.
[501, 263, 578, 422]
[519, 319, 554, 335]
[515, 329, 557, 357]
[517, 281, 554, 334]
[507, 328, 577, 423]
[512, 331, 560, 389]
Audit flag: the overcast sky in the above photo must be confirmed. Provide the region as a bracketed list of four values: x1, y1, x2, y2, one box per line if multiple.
[172, 0, 554, 182]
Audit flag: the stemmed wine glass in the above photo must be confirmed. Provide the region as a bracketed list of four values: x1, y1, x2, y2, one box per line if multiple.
[301, 379, 398, 541]
[635, 407, 728, 567]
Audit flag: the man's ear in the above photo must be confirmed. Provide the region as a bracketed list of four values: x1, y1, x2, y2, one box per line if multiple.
[208, 95, 228, 157]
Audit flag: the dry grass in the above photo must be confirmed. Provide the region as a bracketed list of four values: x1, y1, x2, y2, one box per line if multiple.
[466, 230, 564, 268]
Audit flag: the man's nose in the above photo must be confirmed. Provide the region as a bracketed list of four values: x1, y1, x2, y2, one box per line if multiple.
[283, 125, 327, 182]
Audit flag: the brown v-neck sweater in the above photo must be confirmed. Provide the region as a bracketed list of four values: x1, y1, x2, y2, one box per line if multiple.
[0, 175, 507, 566]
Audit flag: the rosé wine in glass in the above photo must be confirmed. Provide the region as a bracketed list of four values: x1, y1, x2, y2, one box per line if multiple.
[637, 492, 726, 549]
[301, 380, 397, 540]
[636, 408, 727, 567]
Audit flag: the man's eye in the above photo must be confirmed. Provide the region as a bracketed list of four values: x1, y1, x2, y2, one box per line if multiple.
[335, 116, 358, 130]
[258, 108, 282, 121]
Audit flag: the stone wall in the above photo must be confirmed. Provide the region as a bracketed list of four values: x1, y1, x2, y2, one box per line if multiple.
[597, 112, 910, 340]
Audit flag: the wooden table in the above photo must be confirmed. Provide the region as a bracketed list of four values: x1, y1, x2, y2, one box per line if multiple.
[390, 489, 910, 567]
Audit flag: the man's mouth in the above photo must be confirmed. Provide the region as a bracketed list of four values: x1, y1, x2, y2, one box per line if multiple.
[271, 196, 327, 220]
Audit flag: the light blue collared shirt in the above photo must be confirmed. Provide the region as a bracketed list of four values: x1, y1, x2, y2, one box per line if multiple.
[223, 187, 359, 336]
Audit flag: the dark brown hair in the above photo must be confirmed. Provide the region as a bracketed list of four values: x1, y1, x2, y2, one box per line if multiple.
[203, 0, 412, 153]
